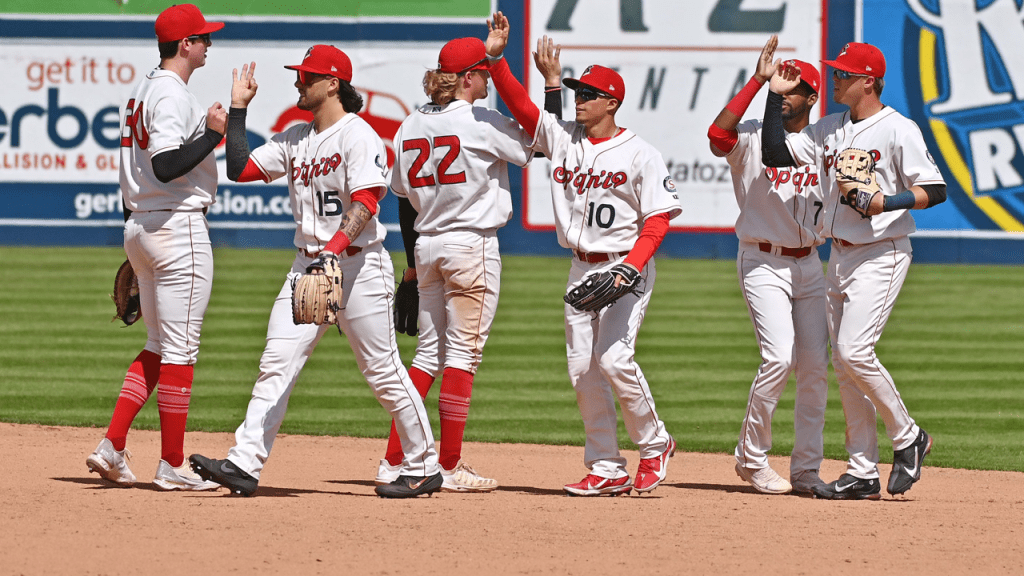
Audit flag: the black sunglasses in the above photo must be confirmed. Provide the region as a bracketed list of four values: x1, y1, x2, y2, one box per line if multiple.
[574, 86, 613, 102]
[186, 33, 211, 44]
[832, 69, 868, 81]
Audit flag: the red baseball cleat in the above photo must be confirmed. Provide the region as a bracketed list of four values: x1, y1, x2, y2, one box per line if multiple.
[564, 474, 633, 496]
[634, 436, 676, 493]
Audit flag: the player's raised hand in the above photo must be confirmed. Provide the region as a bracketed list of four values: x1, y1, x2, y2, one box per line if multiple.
[769, 58, 801, 95]
[486, 11, 509, 57]
[231, 62, 258, 108]
[207, 102, 227, 134]
[754, 35, 779, 83]
[533, 35, 562, 86]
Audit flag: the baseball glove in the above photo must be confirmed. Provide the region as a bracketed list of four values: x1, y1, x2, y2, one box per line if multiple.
[835, 148, 881, 219]
[393, 273, 419, 336]
[564, 263, 641, 312]
[111, 259, 142, 326]
[291, 252, 343, 325]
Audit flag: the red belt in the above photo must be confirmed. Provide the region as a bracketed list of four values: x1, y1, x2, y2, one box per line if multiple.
[573, 250, 629, 263]
[833, 238, 855, 248]
[301, 246, 363, 259]
[758, 242, 813, 258]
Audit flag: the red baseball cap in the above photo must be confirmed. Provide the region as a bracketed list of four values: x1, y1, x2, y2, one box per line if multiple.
[285, 45, 353, 82]
[155, 4, 224, 43]
[563, 65, 625, 101]
[438, 38, 489, 74]
[785, 59, 821, 94]
[823, 42, 886, 78]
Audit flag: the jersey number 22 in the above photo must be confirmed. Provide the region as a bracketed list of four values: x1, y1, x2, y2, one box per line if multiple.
[402, 136, 466, 187]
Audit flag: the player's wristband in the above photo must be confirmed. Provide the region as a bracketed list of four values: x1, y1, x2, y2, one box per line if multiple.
[882, 191, 916, 212]
[544, 86, 561, 92]
[487, 53, 503, 62]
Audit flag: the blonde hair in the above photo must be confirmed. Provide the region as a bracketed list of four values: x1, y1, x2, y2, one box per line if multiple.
[423, 69, 459, 105]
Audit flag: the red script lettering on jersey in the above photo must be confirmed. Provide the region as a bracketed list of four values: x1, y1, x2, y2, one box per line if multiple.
[764, 167, 819, 195]
[291, 154, 342, 187]
[553, 166, 627, 195]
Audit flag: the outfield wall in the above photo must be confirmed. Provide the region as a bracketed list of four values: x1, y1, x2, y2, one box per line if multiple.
[1, 0, 1022, 263]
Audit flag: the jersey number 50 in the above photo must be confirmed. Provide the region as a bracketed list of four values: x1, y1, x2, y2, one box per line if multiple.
[120, 99, 149, 149]
[402, 136, 467, 187]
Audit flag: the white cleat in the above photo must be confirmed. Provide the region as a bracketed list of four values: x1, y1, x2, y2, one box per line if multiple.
[441, 462, 498, 493]
[735, 463, 793, 494]
[86, 438, 136, 487]
[153, 460, 222, 491]
[375, 459, 402, 486]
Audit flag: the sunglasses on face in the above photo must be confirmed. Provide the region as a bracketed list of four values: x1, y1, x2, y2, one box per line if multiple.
[296, 70, 329, 86]
[574, 86, 613, 102]
[186, 33, 211, 45]
[832, 69, 868, 81]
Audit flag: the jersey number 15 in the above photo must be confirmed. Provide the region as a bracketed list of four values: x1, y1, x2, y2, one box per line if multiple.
[402, 136, 467, 188]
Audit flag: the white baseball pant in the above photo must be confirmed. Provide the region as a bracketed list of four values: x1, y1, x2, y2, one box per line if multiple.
[227, 245, 438, 479]
[565, 257, 672, 479]
[734, 242, 828, 476]
[828, 236, 919, 479]
[410, 230, 501, 376]
[124, 210, 213, 365]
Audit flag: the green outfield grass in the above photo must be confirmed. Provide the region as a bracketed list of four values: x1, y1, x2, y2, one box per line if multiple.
[1, 246, 1021, 471]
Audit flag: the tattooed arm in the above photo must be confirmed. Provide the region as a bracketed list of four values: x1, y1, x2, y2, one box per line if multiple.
[322, 188, 381, 255]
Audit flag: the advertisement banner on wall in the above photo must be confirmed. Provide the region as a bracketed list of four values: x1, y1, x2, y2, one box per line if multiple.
[523, 0, 824, 231]
[862, 0, 1024, 235]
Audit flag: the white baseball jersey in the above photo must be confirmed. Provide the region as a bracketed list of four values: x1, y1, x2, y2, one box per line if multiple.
[728, 120, 825, 248]
[785, 107, 945, 244]
[250, 113, 388, 252]
[390, 100, 533, 233]
[119, 68, 217, 212]
[531, 112, 682, 252]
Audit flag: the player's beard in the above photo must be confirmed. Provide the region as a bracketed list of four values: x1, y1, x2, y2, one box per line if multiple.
[297, 90, 323, 111]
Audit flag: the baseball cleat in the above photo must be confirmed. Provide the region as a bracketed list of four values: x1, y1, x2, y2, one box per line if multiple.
[735, 463, 792, 494]
[790, 469, 826, 494]
[188, 454, 258, 496]
[375, 459, 402, 486]
[154, 460, 222, 491]
[564, 474, 633, 496]
[634, 436, 676, 493]
[440, 462, 498, 493]
[86, 438, 136, 487]
[375, 472, 443, 498]
[887, 428, 933, 496]
[810, 473, 881, 500]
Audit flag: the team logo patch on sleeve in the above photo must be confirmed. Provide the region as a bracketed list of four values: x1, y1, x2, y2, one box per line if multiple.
[663, 176, 678, 199]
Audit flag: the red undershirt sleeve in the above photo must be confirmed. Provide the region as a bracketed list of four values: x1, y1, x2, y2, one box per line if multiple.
[623, 213, 671, 271]
[235, 159, 269, 183]
[489, 57, 541, 138]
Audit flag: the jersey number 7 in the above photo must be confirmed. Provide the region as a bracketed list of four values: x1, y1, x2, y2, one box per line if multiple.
[402, 136, 466, 187]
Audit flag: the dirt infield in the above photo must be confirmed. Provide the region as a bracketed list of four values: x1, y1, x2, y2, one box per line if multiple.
[3, 422, 1021, 575]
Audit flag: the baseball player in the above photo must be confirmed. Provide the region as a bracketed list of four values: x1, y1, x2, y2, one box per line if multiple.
[707, 36, 828, 495]
[486, 13, 681, 496]
[187, 46, 442, 499]
[86, 3, 225, 491]
[761, 42, 947, 499]
[379, 35, 567, 491]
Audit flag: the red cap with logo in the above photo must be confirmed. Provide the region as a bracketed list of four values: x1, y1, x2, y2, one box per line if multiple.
[285, 45, 353, 82]
[823, 42, 886, 78]
[784, 59, 821, 94]
[563, 65, 625, 101]
[155, 4, 224, 43]
[438, 38, 489, 74]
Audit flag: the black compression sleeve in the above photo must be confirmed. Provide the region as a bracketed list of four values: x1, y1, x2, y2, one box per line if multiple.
[397, 196, 419, 269]
[151, 128, 223, 183]
[923, 183, 947, 207]
[761, 91, 796, 167]
[544, 87, 563, 119]
[225, 107, 251, 181]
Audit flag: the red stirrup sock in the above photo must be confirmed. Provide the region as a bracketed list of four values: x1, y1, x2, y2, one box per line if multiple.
[156, 364, 194, 468]
[384, 366, 436, 466]
[438, 367, 474, 471]
[105, 350, 161, 451]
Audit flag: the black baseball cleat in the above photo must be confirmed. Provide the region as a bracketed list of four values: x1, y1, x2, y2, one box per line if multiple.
[887, 428, 933, 496]
[375, 472, 443, 498]
[189, 454, 258, 497]
[810, 473, 881, 500]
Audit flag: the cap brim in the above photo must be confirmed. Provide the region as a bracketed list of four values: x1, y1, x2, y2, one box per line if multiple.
[822, 58, 881, 77]
[197, 21, 224, 35]
[562, 77, 606, 92]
